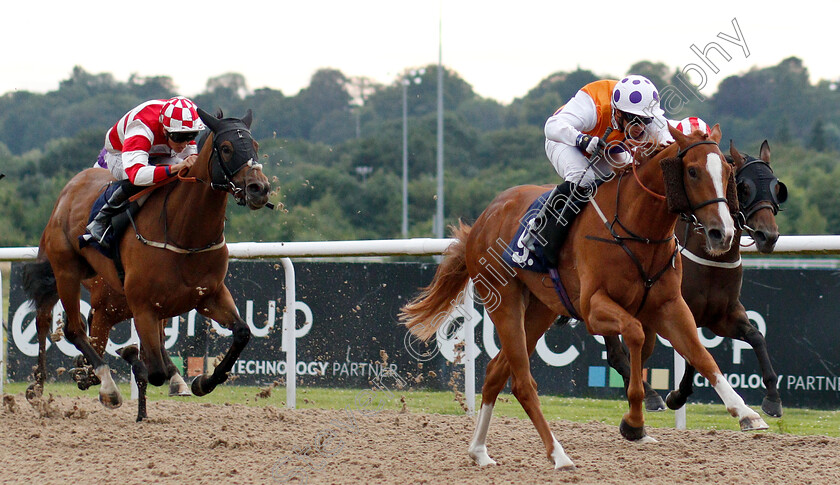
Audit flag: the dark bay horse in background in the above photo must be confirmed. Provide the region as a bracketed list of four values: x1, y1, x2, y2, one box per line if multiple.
[401, 124, 768, 469]
[22, 108, 271, 421]
[605, 139, 787, 416]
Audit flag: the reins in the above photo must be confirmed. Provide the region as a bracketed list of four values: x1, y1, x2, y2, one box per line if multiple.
[585, 139, 725, 316]
[125, 132, 240, 254]
[585, 172, 677, 316]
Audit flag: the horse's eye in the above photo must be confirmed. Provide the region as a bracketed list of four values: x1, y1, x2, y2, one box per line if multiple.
[687, 167, 698, 178]
[221, 145, 233, 155]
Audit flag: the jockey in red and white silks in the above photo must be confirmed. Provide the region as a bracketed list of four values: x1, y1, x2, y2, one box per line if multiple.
[99, 97, 205, 186]
[84, 97, 205, 249]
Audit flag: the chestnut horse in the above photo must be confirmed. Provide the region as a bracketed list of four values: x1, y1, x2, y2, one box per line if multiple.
[401, 124, 768, 469]
[22, 108, 271, 421]
[604, 139, 787, 417]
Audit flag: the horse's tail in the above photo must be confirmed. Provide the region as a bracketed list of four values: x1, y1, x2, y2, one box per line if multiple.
[22, 259, 59, 311]
[399, 221, 472, 341]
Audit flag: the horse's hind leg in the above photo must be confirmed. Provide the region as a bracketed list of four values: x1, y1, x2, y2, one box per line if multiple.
[26, 308, 52, 402]
[656, 302, 768, 431]
[54, 262, 122, 409]
[159, 321, 191, 396]
[471, 298, 570, 467]
[477, 292, 574, 469]
[191, 286, 252, 396]
[604, 335, 666, 411]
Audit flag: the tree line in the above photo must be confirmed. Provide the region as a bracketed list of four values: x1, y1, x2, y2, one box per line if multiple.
[0, 56, 837, 246]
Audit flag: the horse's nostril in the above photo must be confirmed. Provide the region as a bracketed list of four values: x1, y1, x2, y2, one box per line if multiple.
[754, 231, 767, 243]
[247, 183, 268, 196]
[708, 229, 723, 242]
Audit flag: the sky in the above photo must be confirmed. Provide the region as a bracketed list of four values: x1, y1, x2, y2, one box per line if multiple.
[1, 1, 837, 105]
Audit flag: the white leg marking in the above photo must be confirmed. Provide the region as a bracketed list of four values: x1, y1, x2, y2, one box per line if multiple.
[550, 433, 575, 470]
[712, 372, 768, 430]
[95, 365, 123, 409]
[468, 404, 497, 466]
[706, 153, 735, 240]
[169, 373, 192, 396]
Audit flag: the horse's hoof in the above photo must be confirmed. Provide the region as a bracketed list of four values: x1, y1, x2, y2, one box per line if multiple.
[665, 390, 687, 410]
[619, 418, 648, 441]
[645, 391, 667, 412]
[169, 386, 192, 397]
[136, 412, 148, 423]
[168, 376, 192, 397]
[190, 375, 215, 397]
[739, 415, 769, 431]
[25, 383, 43, 403]
[99, 391, 123, 410]
[116, 345, 139, 361]
[761, 397, 783, 418]
[468, 446, 497, 467]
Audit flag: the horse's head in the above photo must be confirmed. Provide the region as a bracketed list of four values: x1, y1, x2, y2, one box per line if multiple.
[729, 140, 786, 253]
[197, 108, 271, 210]
[662, 123, 737, 255]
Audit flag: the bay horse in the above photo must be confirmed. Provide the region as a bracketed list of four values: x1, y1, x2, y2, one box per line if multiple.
[22, 108, 271, 421]
[400, 124, 768, 469]
[605, 139, 787, 416]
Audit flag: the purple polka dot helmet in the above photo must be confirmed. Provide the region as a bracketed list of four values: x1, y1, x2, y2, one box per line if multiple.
[611, 74, 662, 118]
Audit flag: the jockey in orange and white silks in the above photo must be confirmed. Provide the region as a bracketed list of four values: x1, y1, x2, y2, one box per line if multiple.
[521, 75, 673, 268]
[544, 75, 672, 187]
[85, 96, 205, 249]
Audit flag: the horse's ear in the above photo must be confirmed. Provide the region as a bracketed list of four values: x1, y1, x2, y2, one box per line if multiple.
[242, 109, 253, 129]
[215, 108, 225, 119]
[667, 123, 689, 148]
[759, 140, 771, 163]
[709, 123, 722, 143]
[198, 108, 221, 133]
[729, 139, 744, 167]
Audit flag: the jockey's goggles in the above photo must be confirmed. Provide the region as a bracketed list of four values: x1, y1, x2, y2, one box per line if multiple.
[620, 111, 654, 126]
[167, 131, 199, 143]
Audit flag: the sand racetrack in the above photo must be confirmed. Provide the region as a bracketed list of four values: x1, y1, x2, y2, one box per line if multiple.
[1, 393, 839, 484]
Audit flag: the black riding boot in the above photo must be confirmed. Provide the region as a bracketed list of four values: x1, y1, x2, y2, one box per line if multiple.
[85, 181, 135, 249]
[532, 181, 590, 269]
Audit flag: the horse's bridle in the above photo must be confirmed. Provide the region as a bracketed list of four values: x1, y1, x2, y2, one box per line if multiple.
[675, 140, 730, 213]
[208, 124, 264, 206]
[734, 157, 787, 225]
[588, 139, 731, 316]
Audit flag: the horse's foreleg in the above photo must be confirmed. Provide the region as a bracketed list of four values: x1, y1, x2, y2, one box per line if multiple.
[743, 328, 782, 417]
[656, 302, 768, 432]
[709, 308, 782, 417]
[586, 291, 651, 441]
[192, 286, 251, 397]
[117, 345, 148, 422]
[604, 335, 665, 412]
[665, 364, 696, 410]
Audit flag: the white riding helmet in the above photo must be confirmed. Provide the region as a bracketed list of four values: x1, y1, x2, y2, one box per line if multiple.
[611, 75, 663, 119]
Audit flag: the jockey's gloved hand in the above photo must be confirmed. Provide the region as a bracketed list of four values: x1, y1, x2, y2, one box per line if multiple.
[576, 134, 606, 155]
